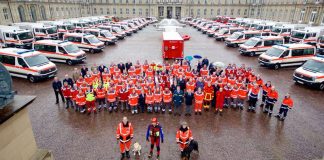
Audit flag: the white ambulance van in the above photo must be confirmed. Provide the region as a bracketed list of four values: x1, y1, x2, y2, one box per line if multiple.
[224, 30, 262, 48]
[84, 28, 118, 45]
[239, 36, 284, 56]
[32, 40, 86, 65]
[214, 27, 244, 41]
[13, 22, 58, 40]
[289, 26, 324, 45]
[0, 25, 34, 49]
[39, 21, 75, 38]
[63, 33, 105, 53]
[316, 35, 324, 54]
[0, 48, 57, 82]
[258, 44, 316, 69]
[293, 55, 324, 90]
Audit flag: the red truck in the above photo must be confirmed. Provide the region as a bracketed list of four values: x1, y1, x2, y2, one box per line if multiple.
[162, 32, 184, 59]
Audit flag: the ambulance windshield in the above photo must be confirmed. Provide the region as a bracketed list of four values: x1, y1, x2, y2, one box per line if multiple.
[18, 32, 33, 40]
[211, 26, 218, 31]
[46, 27, 57, 34]
[265, 47, 284, 57]
[291, 31, 305, 39]
[271, 27, 282, 33]
[219, 29, 229, 35]
[302, 59, 324, 73]
[244, 38, 259, 47]
[229, 32, 241, 40]
[64, 44, 81, 53]
[87, 36, 101, 44]
[102, 31, 113, 38]
[24, 54, 49, 67]
[66, 25, 75, 30]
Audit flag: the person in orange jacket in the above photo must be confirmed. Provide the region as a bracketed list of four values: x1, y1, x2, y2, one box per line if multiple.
[129, 89, 139, 114]
[62, 82, 72, 109]
[70, 84, 78, 111]
[215, 87, 225, 115]
[203, 82, 214, 111]
[248, 83, 261, 113]
[237, 85, 248, 110]
[263, 86, 278, 116]
[194, 87, 204, 115]
[176, 121, 193, 155]
[107, 87, 117, 113]
[75, 89, 86, 113]
[116, 117, 134, 159]
[275, 93, 294, 121]
[154, 87, 163, 113]
[95, 83, 106, 111]
[260, 81, 272, 107]
[230, 84, 239, 108]
[146, 89, 154, 113]
[162, 88, 172, 114]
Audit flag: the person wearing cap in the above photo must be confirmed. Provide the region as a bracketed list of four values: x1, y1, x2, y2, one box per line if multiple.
[176, 121, 193, 155]
[146, 118, 164, 159]
[116, 117, 134, 159]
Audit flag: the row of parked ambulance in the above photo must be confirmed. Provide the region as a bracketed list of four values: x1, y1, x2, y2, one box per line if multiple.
[183, 17, 324, 90]
[0, 16, 156, 82]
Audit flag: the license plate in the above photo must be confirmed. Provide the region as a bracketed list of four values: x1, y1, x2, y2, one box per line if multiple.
[297, 80, 304, 84]
[49, 74, 55, 78]
[260, 62, 264, 65]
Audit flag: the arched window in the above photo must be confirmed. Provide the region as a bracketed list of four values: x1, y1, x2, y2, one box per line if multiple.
[40, 6, 46, 20]
[30, 5, 37, 22]
[18, 6, 26, 22]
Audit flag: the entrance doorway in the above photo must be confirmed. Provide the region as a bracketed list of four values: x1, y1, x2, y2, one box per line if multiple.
[167, 6, 172, 19]
[175, 7, 181, 19]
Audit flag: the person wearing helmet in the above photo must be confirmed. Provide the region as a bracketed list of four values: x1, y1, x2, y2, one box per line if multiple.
[146, 118, 164, 159]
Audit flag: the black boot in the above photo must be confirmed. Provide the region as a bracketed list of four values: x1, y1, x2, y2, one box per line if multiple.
[121, 153, 125, 160]
[126, 151, 130, 158]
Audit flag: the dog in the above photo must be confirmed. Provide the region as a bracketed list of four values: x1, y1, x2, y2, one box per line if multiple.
[181, 140, 199, 160]
[132, 142, 142, 156]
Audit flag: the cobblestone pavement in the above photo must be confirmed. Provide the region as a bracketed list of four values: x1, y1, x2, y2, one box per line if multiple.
[12, 25, 324, 160]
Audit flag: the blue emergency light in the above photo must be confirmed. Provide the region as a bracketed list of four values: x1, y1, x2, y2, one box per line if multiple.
[316, 54, 324, 58]
[16, 49, 34, 54]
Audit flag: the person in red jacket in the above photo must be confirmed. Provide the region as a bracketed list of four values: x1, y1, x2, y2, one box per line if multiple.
[116, 117, 134, 159]
[75, 89, 86, 113]
[106, 87, 117, 113]
[95, 83, 106, 111]
[70, 84, 78, 111]
[275, 94, 294, 121]
[263, 86, 279, 116]
[129, 89, 139, 114]
[215, 87, 225, 115]
[62, 82, 73, 109]
[146, 89, 154, 113]
[230, 84, 239, 108]
[223, 83, 232, 108]
[119, 85, 129, 112]
[194, 87, 204, 115]
[203, 82, 214, 111]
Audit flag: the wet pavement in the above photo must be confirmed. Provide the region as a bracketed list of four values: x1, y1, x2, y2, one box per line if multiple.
[12, 25, 324, 160]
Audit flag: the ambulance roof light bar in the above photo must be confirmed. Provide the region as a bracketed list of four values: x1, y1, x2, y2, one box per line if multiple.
[16, 49, 35, 54]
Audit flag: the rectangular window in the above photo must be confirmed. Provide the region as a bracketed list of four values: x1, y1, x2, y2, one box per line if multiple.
[46, 45, 56, 52]
[18, 58, 27, 67]
[299, 10, 305, 21]
[291, 49, 304, 56]
[303, 48, 314, 55]
[3, 8, 9, 20]
[34, 44, 45, 51]
[2, 55, 15, 65]
[58, 47, 67, 54]
[133, 8, 136, 14]
[309, 11, 317, 23]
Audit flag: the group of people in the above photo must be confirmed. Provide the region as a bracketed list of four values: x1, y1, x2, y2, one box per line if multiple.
[116, 116, 195, 160]
[52, 57, 294, 121]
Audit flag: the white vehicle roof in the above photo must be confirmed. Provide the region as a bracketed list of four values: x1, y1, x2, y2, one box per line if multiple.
[312, 55, 324, 62]
[65, 33, 94, 37]
[0, 25, 31, 33]
[293, 26, 324, 33]
[251, 36, 283, 40]
[0, 48, 39, 58]
[275, 43, 314, 49]
[163, 32, 183, 41]
[34, 40, 73, 46]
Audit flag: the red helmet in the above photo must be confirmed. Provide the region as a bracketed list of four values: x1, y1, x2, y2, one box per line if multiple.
[151, 117, 157, 123]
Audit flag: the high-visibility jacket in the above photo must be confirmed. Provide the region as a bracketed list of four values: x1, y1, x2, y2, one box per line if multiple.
[154, 91, 162, 103]
[92, 80, 99, 90]
[256, 78, 263, 87]
[135, 64, 141, 75]
[76, 93, 86, 105]
[231, 88, 239, 99]
[119, 89, 129, 101]
[70, 89, 78, 101]
[114, 67, 121, 76]
[92, 72, 100, 82]
[102, 72, 110, 82]
[194, 91, 204, 104]
[84, 75, 94, 85]
[224, 86, 232, 98]
[86, 91, 95, 102]
[281, 97, 293, 109]
[173, 63, 180, 70]
[80, 84, 88, 93]
[236, 80, 243, 88]
[128, 68, 135, 76]
[116, 122, 134, 143]
[182, 64, 189, 71]
[176, 127, 193, 145]
[135, 87, 142, 95]
[146, 69, 154, 77]
[76, 79, 84, 88]
[109, 66, 115, 75]
[227, 77, 236, 86]
[146, 80, 155, 89]
[249, 87, 260, 100]
[185, 70, 193, 79]
[116, 83, 123, 93]
[107, 90, 117, 102]
[248, 75, 256, 83]
[128, 93, 138, 106]
[145, 93, 154, 104]
[262, 85, 271, 96]
[266, 90, 278, 104]
[200, 68, 208, 77]
[163, 91, 172, 103]
[103, 81, 109, 91]
[211, 75, 218, 84]
[204, 85, 214, 100]
[238, 88, 248, 99]
[164, 64, 171, 71]
[186, 82, 196, 92]
[62, 86, 71, 98]
[216, 91, 225, 107]
[142, 64, 149, 72]
[96, 88, 106, 99]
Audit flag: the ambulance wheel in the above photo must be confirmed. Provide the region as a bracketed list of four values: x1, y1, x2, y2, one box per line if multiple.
[319, 83, 324, 90]
[28, 75, 35, 83]
[90, 49, 95, 54]
[274, 64, 280, 70]
[67, 60, 73, 65]
[233, 44, 238, 48]
[249, 52, 255, 57]
[105, 42, 109, 45]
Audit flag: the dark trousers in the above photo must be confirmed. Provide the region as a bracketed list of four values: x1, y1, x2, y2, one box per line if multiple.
[54, 90, 65, 103]
[65, 97, 73, 108]
[279, 107, 289, 118]
[248, 98, 257, 110]
[264, 103, 274, 114]
[139, 103, 146, 113]
[97, 98, 106, 106]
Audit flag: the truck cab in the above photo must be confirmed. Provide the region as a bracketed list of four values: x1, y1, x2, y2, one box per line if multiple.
[84, 28, 118, 45]
[293, 55, 324, 90]
[63, 33, 105, 53]
[258, 44, 316, 69]
[239, 36, 284, 56]
[225, 30, 262, 47]
[0, 48, 57, 82]
[0, 25, 34, 49]
[33, 40, 86, 65]
[13, 23, 58, 40]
